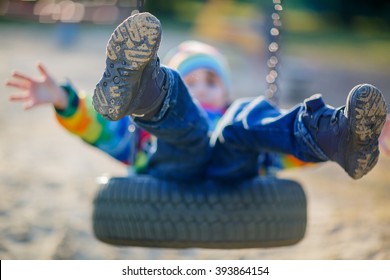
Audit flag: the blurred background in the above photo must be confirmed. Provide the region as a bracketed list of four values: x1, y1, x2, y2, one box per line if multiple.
[0, 0, 390, 259]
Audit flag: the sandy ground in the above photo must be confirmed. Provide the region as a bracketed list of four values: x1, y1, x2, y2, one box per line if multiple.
[0, 21, 390, 260]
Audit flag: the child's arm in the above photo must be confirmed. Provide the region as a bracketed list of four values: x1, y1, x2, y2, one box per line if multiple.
[55, 83, 136, 165]
[5, 63, 141, 166]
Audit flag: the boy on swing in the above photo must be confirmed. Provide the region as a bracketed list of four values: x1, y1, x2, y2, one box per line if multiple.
[6, 12, 389, 181]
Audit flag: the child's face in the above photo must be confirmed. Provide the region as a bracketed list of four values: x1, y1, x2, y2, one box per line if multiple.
[183, 69, 227, 109]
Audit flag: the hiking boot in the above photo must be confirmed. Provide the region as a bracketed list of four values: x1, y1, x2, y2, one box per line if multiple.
[302, 84, 387, 179]
[93, 12, 168, 121]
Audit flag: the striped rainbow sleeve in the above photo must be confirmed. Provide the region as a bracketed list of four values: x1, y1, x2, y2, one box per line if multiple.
[54, 82, 135, 165]
[280, 154, 313, 169]
[258, 152, 314, 175]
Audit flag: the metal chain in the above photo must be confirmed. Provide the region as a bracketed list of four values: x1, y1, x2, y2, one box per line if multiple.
[137, 0, 145, 12]
[131, 0, 145, 14]
[265, 0, 283, 106]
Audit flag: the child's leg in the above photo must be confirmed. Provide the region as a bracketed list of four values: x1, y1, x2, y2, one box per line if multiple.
[209, 84, 387, 181]
[135, 68, 211, 180]
[92, 12, 210, 180]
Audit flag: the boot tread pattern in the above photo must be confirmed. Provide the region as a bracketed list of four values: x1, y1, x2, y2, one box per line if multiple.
[93, 12, 161, 120]
[347, 84, 387, 179]
[107, 13, 160, 70]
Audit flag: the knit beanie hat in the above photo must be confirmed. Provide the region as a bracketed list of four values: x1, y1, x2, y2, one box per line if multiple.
[163, 40, 231, 95]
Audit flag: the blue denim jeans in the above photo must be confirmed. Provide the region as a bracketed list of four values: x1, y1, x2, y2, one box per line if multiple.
[134, 68, 328, 181]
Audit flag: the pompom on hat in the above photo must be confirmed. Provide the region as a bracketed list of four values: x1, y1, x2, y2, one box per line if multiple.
[163, 40, 231, 95]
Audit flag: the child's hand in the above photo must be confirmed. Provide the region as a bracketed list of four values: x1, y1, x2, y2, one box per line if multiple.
[379, 114, 390, 156]
[5, 63, 68, 110]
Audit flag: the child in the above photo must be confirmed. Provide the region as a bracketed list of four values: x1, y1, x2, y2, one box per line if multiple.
[6, 12, 388, 182]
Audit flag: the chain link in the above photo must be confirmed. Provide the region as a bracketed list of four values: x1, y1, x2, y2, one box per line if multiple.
[265, 0, 283, 106]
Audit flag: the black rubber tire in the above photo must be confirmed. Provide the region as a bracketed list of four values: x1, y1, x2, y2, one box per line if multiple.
[92, 175, 307, 249]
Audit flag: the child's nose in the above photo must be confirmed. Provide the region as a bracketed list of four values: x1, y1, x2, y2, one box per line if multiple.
[193, 83, 208, 97]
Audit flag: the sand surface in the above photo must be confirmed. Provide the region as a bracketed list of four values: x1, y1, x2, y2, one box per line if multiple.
[1, 22, 389, 259]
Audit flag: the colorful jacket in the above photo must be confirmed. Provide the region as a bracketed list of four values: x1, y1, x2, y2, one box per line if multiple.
[55, 83, 309, 175]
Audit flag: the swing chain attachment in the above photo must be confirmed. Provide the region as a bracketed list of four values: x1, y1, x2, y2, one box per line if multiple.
[131, 0, 145, 15]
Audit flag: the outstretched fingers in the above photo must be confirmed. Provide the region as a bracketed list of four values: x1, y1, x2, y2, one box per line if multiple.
[37, 63, 49, 79]
[5, 72, 33, 104]
[7, 89, 34, 110]
[5, 71, 35, 91]
[9, 94, 30, 102]
[11, 71, 34, 83]
[5, 79, 30, 90]
[8, 92, 38, 110]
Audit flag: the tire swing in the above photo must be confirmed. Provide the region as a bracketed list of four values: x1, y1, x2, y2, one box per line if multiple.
[92, 0, 307, 249]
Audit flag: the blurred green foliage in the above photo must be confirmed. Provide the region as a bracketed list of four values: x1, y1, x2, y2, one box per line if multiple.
[299, 0, 390, 27]
[145, 0, 205, 22]
[145, 0, 389, 28]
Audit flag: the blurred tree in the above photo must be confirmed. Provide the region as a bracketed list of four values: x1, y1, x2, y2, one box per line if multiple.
[193, 0, 264, 54]
[145, 0, 206, 19]
[303, 0, 390, 27]
[145, 0, 176, 17]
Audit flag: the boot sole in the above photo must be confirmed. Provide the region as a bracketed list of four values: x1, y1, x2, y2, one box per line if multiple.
[93, 12, 161, 120]
[346, 84, 387, 179]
